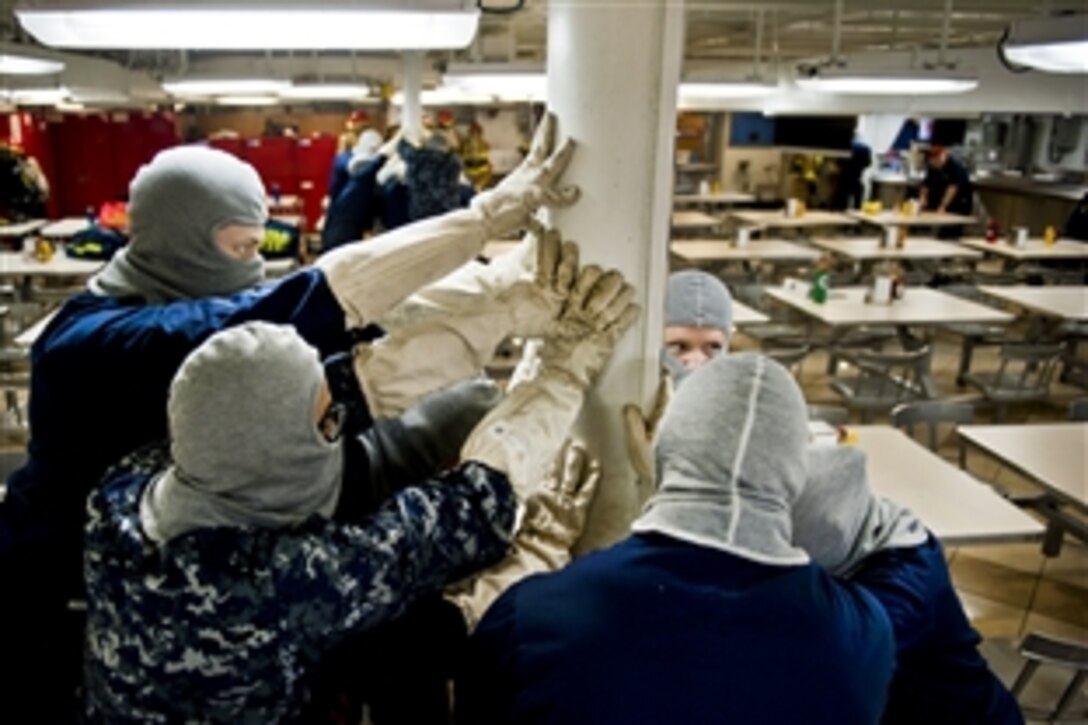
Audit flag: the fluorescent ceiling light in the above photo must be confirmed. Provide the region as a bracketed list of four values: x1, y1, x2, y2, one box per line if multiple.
[443, 64, 547, 102]
[55, 100, 85, 112]
[216, 95, 280, 106]
[391, 86, 501, 106]
[17, 7, 480, 50]
[796, 68, 978, 95]
[0, 51, 64, 75]
[1004, 14, 1088, 73]
[679, 81, 777, 99]
[163, 78, 290, 96]
[10, 86, 69, 104]
[279, 83, 372, 101]
[1005, 41, 1088, 73]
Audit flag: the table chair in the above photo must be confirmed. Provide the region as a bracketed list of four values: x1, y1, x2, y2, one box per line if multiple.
[807, 405, 850, 426]
[940, 285, 1011, 386]
[830, 346, 932, 423]
[1011, 632, 1088, 722]
[764, 345, 810, 379]
[891, 400, 975, 467]
[962, 343, 1066, 423]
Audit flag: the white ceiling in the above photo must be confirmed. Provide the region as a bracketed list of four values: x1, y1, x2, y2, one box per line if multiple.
[1, 0, 1085, 111]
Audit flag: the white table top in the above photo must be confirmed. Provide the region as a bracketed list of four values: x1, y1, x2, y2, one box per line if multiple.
[674, 192, 756, 206]
[264, 257, 299, 277]
[732, 301, 769, 325]
[849, 210, 977, 227]
[0, 251, 104, 277]
[852, 426, 1044, 545]
[672, 210, 722, 229]
[810, 237, 983, 261]
[731, 210, 860, 229]
[267, 194, 303, 210]
[39, 218, 92, 239]
[0, 220, 46, 238]
[959, 238, 1088, 260]
[271, 214, 306, 228]
[14, 309, 57, 348]
[958, 423, 1088, 510]
[979, 285, 1088, 322]
[766, 285, 1014, 326]
[672, 239, 820, 263]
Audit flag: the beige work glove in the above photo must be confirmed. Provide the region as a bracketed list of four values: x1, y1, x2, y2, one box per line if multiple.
[622, 370, 672, 490]
[378, 224, 581, 338]
[445, 440, 601, 632]
[460, 266, 639, 498]
[470, 112, 579, 239]
[535, 266, 641, 388]
[353, 228, 581, 419]
[315, 112, 577, 330]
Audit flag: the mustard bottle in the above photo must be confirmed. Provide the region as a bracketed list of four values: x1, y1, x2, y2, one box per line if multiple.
[1043, 225, 1057, 245]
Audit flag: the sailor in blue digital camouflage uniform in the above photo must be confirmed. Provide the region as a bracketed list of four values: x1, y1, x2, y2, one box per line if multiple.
[84, 243, 639, 721]
[0, 113, 579, 717]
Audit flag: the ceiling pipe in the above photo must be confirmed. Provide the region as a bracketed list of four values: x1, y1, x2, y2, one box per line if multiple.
[938, 0, 953, 66]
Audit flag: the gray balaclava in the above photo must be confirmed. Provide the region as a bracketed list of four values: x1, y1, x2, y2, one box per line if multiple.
[665, 270, 734, 332]
[633, 353, 811, 566]
[793, 445, 928, 576]
[140, 322, 342, 543]
[90, 145, 268, 303]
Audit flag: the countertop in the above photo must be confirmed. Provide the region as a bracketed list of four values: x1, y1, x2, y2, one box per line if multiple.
[872, 173, 1085, 202]
[973, 175, 1087, 202]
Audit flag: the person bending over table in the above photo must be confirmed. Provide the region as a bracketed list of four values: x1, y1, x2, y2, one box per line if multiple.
[793, 445, 1024, 725]
[919, 145, 974, 239]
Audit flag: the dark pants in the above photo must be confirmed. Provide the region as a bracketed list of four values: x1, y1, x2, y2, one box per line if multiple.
[305, 596, 469, 725]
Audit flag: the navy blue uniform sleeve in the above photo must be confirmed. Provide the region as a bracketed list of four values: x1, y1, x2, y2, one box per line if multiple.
[327, 152, 350, 205]
[273, 461, 516, 647]
[850, 539, 939, 656]
[321, 154, 387, 252]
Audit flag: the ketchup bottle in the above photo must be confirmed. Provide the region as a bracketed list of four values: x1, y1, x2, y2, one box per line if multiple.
[985, 219, 999, 243]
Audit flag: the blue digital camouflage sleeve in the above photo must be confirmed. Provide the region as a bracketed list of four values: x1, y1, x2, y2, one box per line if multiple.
[270, 460, 516, 650]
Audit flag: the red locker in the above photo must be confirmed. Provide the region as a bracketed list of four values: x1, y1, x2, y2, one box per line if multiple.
[242, 136, 298, 196]
[295, 134, 338, 230]
[55, 113, 120, 217]
[207, 136, 244, 159]
[112, 112, 181, 193]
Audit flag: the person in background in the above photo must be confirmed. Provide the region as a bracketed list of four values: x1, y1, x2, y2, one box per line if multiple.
[662, 270, 734, 374]
[919, 145, 974, 238]
[328, 127, 384, 207]
[623, 269, 734, 491]
[0, 113, 578, 719]
[793, 445, 1024, 725]
[86, 247, 637, 721]
[832, 131, 872, 210]
[1063, 191, 1088, 242]
[458, 354, 896, 725]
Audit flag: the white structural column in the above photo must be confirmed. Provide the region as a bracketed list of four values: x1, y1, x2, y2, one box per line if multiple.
[546, 0, 685, 552]
[400, 51, 423, 139]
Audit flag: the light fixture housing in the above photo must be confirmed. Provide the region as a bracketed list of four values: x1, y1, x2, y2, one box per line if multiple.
[390, 85, 495, 106]
[16, 1, 480, 50]
[1003, 13, 1088, 74]
[8, 86, 70, 105]
[278, 83, 373, 101]
[442, 63, 547, 102]
[215, 95, 280, 107]
[795, 66, 979, 95]
[162, 78, 291, 96]
[0, 42, 65, 75]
